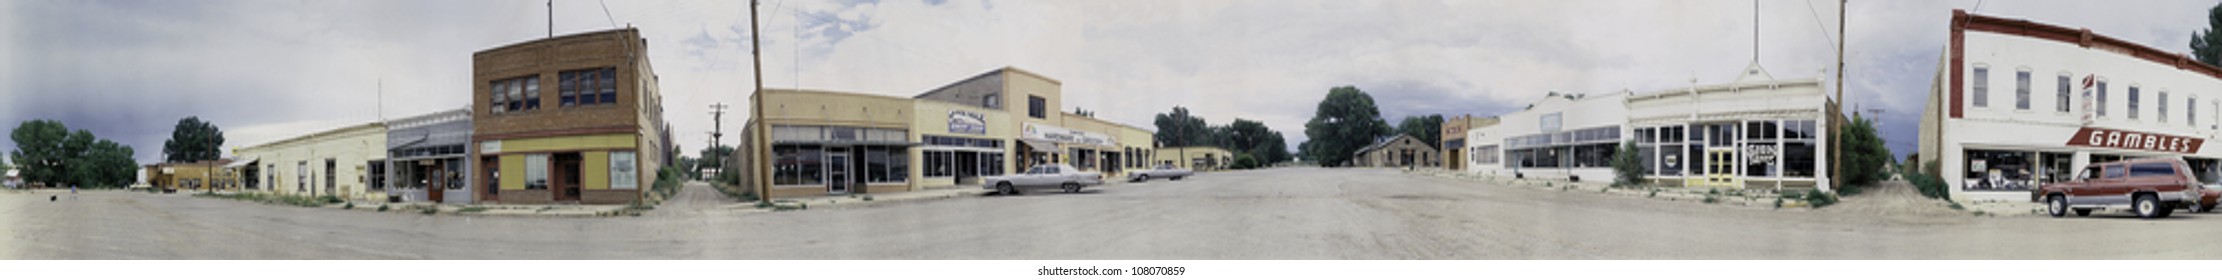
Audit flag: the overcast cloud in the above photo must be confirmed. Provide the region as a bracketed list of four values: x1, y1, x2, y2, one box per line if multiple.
[3, 0, 2217, 164]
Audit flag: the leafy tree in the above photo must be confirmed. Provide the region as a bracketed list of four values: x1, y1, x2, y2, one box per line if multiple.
[2195, 3, 2222, 68]
[1230, 153, 1260, 169]
[162, 116, 224, 163]
[1395, 114, 1445, 148]
[9, 120, 138, 188]
[1301, 86, 1393, 167]
[1610, 140, 1646, 187]
[697, 145, 734, 171]
[1839, 116, 1892, 190]
[675, 156, 699, 179]
[1153, 107, 1212, 148]
[1220, 118, 1294, 166]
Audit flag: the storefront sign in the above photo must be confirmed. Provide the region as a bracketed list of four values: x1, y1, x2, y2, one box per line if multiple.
[948, 111, 987, 135]
[1743, 145, 1777, 163]
[1023, 123, 1116, 147]
[480, 140, 502, 154]
[2064, 127, 2203, 154]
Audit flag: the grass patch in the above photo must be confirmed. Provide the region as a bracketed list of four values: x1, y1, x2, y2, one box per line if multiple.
[1702, 195, 1719, 204]
[457, 207, 488, 213]
[1804, 189, 1837, 208]
[377, 204, 390, 212]
[862, 195, 874, 201]
[1947, 203, 1964, 211]
[420, 207, 439, 215]
[343, 202, 355, 210]
[1647, 190, 1658, 198]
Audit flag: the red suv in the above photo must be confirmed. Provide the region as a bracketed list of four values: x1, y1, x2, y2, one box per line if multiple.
[2032, 158, 2204, 218]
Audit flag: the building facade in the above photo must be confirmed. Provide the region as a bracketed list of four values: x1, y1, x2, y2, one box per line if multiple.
[384, 109, 475, 204]
[737, 67, 1156, 199]
[471, 28, 668, 205]
[1918, 10, 2222, 202]
[1153, 146, 1230, 171]
[1353, 134, 1439, 168]
[231, 123, 389, 201]
[1440, 114, 1492, 171]
[1467, 65, 1835, 191]
[147, 160, 237, 192]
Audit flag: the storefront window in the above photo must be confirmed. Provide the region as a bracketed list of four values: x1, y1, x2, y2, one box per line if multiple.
[610, 152, 637, 190]
[925, 151, 953, 177]
[525, 154, 549, 190]
[866, 147, 890, 183]
[1963, 149, 2035, 191]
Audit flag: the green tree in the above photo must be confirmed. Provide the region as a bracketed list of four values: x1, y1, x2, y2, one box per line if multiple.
[2194, 3, 2222, 67]
[675, 156, 699, 179]
[162, 116, 224, 163]
[1153, 107, 1212, 148]
[1301, 86, 1393, 167]
[697, 145, 734, 171]
[9, 120, 138, 188]
[1395, 114, 1445, 148]
[1220, 118, 1295, 166]
[1839, 117, 1892, 189]
[1230, 153, 1260, 169]
[1610, 140, 1646, 187]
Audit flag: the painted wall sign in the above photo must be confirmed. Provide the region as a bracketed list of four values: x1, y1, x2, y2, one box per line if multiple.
[2064, 127, 2203, 154]
[480, 140, 502, 154]
[1023, 123, 1116, 147]
[948, 111, 987, 135]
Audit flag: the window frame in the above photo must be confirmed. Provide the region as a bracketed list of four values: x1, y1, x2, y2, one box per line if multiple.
[1971, 64, 1989, 108]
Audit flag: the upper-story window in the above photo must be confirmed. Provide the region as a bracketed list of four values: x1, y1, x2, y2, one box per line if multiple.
[1028, 95, 1047, 119]
[2190, 96, 2199, 126]
[2097, 79, 2109, 117]
[983, 93, 1001, 109]
[560, 67, 619, 107]
[2159, 91, 2170, 123]
[2056, 73, 2071, 113]
[2129, 85, 2141, 120]
[2014, 68, 2031, 110]
[1971, 65, 1989, 108]
[489, 75, 540, 114]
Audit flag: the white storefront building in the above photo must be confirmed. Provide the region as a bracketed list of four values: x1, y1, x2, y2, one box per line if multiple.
[1469, 64, 1835, 192]
[1918, 10, 2222, 202]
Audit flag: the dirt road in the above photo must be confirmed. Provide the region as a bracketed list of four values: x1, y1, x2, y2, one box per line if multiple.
[5, 168, 2218, 259]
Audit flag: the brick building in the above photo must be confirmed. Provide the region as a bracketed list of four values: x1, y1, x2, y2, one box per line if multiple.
[471, 28, 669, 205]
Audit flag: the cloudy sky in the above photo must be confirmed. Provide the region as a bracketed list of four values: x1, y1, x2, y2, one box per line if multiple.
[2, 0, 2216, 165]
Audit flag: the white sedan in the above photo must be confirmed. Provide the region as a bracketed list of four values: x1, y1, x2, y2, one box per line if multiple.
[982, 164, 1103, 195]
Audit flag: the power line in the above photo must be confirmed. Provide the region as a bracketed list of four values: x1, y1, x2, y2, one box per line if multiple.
[1803, 0, 1840, 53]
[598, 0, 619, 28]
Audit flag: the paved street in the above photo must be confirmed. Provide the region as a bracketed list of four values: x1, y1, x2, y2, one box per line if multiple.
[5, 167, 2221, 259]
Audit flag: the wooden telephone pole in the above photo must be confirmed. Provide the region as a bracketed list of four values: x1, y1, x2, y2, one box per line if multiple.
[749, 0, 769, 204]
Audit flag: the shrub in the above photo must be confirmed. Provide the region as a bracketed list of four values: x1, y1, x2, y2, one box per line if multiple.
[421, 207, 439, 215]
[1838, 117, 1894, 190]
[321, 195, 342, 204]
[377, 204, 390, 212]
[343, 202, 355, 210]
[1805, 189, 1837, 208]
[1702, 195, 1719, 204]
[458, 207, 488, 213]
[1905, 161, 1952, 200]
[1609, 140, 1647, 187]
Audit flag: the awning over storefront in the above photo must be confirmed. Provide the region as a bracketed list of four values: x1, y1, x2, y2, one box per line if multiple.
[770, 140, 923, 147]
[1017, 139, 1061, 153]
[222, 157, 259, 169]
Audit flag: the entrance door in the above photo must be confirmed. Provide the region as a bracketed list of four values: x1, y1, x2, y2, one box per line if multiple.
[954, 151, 979, 185]
[1707, 148, 1741, 188]
[553, 153, 582, 202]
[826, 150, 851, 194]
[426, 163, 446, 203]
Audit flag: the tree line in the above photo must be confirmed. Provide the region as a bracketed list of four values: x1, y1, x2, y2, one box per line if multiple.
[1153, 107, 1292, 169]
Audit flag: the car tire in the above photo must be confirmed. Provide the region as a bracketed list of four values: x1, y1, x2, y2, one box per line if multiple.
[997, 183, 1015, 196]
[1062, 183, 1080, 193]
[2134, 194, 2161, 219]
[1137, 175, 1149, 182]
[2045, 195, 2067, 218]
[1171, 176, 1183, 181]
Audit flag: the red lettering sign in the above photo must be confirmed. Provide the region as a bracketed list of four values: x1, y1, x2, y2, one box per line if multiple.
[2063, 127, 2205, 154]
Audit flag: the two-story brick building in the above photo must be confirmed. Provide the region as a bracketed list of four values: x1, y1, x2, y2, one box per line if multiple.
[471, 28, 669, 205]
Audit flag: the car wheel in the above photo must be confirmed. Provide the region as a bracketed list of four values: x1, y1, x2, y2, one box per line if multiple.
[2074, 209, 2092, 216]
[1062, 183, 1080, 193]
[1171, 176, 1183, 181]
[2133, 194, 2161, 219]
[2045, 195, 2067, 218]
[997, 183, 1015, 196]
[1137, 175, 1149, 182]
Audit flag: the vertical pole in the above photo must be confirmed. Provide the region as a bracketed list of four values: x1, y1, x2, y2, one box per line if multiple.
[1833, 0, 1846, 192]
[750, 0, 770, 204]
[548, 0, 554, 38]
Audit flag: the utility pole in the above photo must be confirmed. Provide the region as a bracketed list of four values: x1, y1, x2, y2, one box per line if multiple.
[547, 0, 554, 38]
[749, 0, 769, 204]
[1833, 0, 1846, 193]
[708, 103, 728, 178]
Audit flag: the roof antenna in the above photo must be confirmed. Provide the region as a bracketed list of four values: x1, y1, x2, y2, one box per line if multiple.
[547, 0, 554, 38]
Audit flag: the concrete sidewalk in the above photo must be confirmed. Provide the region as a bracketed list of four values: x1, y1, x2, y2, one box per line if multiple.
[325, 202, 633, 217]
[735, 185, 995, 212]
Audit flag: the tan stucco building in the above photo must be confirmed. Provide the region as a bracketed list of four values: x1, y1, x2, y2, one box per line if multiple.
[1152, 146, 1233, 171]
[470, 28, 669, 205]
[737, 67, 1155, 199]
[232, 123, 389, 201]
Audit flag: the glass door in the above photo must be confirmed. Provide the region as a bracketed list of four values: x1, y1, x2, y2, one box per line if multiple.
[826, 149, 851, 194]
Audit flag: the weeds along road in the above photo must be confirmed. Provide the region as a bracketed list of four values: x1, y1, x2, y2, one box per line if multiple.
[5, 167, 2220, 259]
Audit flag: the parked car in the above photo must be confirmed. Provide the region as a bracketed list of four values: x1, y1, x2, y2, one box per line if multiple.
[2189, 184, 2220, 213]
[1127, 164, 1193, 182]
[982, 164, 1103, 195]
[2032, 158, 2205, 218]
